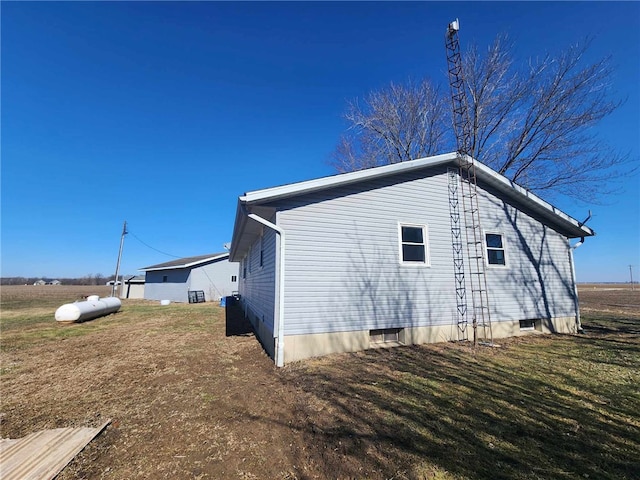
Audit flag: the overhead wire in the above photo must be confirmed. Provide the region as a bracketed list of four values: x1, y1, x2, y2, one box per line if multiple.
[127, 229, 183, 259]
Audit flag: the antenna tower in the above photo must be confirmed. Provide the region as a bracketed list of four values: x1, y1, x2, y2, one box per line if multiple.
[445, 19, 492, 346]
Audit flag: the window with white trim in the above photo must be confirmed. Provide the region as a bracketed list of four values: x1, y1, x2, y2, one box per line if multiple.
[399, 224, 429, 265]
[485, 233, 506, 266]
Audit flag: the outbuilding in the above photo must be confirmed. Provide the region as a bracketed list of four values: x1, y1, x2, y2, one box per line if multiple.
[230, 152, 594, 366]
[141, 253, 238, 303]
[121, 275, 145, 299]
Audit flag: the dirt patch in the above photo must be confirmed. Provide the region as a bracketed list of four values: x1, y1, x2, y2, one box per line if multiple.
[1, 285, 638, 479]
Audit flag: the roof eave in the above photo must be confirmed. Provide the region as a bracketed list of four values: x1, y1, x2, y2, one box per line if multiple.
[241, 152, 460, 205]
[140, 253, 229, 271]
[472, 161, 595, 238]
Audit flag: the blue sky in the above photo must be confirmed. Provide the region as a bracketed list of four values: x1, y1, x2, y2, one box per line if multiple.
[2, 2, 638, 282]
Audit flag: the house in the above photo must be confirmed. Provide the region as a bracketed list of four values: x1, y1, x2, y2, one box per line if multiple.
[230, 152, 594, 366]
[121, 275, 145, 299]
[141, 253, 239, 303]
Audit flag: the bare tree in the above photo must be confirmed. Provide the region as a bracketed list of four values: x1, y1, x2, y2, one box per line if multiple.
[333, 36, 631, 201]
[330, 79, 449, 172]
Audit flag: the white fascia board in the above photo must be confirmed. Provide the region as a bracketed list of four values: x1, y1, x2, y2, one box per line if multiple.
[472, 161, 595, 237]
[240, 152, 459, 205]
[140, 253, 229, 272]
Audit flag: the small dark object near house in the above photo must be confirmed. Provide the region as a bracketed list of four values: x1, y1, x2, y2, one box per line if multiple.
[188, 290, 206, 304]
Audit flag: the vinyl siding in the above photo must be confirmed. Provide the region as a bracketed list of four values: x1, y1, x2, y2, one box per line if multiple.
[144, 259, 239, 302]
[269, 166, 575, 336]
[477, 184, 576, 323]
[274, 166, 457, 336]
[144, 269, 190, 302]
[188, 259, 239, 301]
[239, 226, 277, 335]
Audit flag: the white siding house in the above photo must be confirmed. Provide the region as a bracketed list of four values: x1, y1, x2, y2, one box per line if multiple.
[141, 253, 239, 303]
[230, 153, 595, 366]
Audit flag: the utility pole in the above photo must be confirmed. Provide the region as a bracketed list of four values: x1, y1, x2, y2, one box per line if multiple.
[630, 265, 634, 291]
[112, 221, 128, 298]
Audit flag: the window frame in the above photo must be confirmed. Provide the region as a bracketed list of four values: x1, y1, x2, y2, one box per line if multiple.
[398, 223, 430, 267]
[484, 231, 508, 267]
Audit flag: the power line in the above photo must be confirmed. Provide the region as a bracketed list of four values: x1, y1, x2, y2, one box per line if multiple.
[128, 230, 183, 259]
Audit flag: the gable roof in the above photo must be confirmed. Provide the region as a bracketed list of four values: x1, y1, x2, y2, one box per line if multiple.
[231, 152, 594, 260]
[140, 253, 229, 272]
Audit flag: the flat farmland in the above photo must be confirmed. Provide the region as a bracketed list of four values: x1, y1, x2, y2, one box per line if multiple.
[0, 284, 638, 479]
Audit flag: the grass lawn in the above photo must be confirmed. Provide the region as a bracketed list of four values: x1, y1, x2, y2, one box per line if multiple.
[0, 285, 638, 479]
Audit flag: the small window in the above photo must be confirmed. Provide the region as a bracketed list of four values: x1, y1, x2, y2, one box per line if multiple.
[259, 237, 264, 268]
[231, 275, 237, 282]
[162, 275, 168, 283]
[370, 328, 402, 344]
[486, 233, 506, 266]
[242, 259, 246, 279]
[399, 224, 429, 265]
[519, 319, 538, 330]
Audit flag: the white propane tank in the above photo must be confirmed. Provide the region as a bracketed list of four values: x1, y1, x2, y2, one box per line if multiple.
[55, 296, 121, 323]
[160, 299, 171, 306]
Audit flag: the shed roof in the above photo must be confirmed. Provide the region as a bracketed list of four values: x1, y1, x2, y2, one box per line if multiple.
[124, 275, 146, 283]
[141, 253, 229, 272]
[230, 152, 595, 261]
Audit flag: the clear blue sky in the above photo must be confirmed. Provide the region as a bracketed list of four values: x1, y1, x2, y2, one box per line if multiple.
[2, 2, 638, 282]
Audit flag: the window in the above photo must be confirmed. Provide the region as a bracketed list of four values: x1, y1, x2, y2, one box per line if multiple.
[370, 328, 402, 345]
[399, 224, 429, 265]
[485, 233, 506, 266]
[259, 237, 264, 268]
[242, 259, 246, 279]
[519, 319, 538, 331]
[231, 275, 237, 282]
[162, 275, 168, 283]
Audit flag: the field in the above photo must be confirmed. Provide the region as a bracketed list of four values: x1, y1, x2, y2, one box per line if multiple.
[1, 284, 639, 479]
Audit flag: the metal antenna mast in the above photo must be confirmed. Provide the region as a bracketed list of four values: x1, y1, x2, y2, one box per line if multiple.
[445, 19, 493, 346]
[112, 221, 128, 298]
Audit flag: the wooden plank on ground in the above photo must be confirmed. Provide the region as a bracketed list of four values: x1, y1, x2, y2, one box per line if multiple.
[0, 420, 110, 480]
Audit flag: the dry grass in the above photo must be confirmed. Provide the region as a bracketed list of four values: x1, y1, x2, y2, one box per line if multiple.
[0, 285, 638, 479]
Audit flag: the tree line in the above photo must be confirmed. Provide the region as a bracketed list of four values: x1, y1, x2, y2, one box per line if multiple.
[1, 274, 119, 286]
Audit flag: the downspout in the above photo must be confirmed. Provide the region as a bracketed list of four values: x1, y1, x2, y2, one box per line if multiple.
[569, 237, 585, 333]
[571, 210, 592, 333]
[244, 210, 286, 367]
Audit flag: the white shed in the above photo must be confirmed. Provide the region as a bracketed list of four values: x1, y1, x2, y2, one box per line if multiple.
[121, 275, 145, 299]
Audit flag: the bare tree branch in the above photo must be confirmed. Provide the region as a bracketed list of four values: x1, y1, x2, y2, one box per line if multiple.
[329, 79, 449, 172]
[331, 35, 633, 203]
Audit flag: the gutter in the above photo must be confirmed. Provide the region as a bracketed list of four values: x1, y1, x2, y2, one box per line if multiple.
[242, 206, 287, 367]
[570, 211, 592, 333]
[569, 238, 585, 333]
